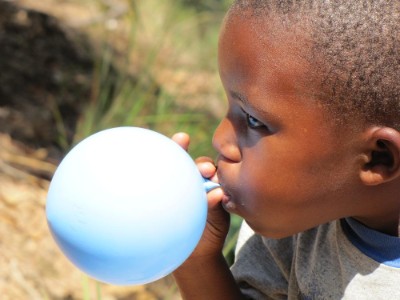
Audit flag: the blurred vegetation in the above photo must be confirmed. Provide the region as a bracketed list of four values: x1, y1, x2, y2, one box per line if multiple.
[54, 0, 242, 296]
[0, 0, 244, 298]
[67, 0, 232, 159]
[180, 0, 231, 12]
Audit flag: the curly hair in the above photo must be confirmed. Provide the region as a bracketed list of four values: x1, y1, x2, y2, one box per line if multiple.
[229, 0, 400, 129]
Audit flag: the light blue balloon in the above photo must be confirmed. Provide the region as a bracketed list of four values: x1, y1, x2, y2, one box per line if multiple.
[46, 127, 217, 285]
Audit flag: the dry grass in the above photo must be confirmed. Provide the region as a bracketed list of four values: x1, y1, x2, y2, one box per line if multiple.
[0, 0, 230, 298]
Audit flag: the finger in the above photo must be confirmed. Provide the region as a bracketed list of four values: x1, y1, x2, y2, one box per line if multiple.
[210, 172, 219, 183]
[207, 187, 224, 209]
[171, 132, 190, 151]
[196, 156, 217, 178]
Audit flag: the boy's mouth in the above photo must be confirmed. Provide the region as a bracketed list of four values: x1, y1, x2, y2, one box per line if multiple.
[217, 174, 237, 212]
[216, 166, 240, 212]
[221, 192, 237, 212]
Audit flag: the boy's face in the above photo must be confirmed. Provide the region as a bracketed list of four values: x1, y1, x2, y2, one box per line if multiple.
[214, 13, 363, 238]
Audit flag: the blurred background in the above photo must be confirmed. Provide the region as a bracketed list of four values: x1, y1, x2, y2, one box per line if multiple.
[0, 0, 242, 299]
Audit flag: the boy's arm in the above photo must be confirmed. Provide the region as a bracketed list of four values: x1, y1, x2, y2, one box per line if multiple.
[172, 190, 246, 299]
[173, 253, 245, 299]
[171, 133, 245, 299]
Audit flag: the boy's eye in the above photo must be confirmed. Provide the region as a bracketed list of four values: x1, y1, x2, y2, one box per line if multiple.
[246, 113, 265, 129]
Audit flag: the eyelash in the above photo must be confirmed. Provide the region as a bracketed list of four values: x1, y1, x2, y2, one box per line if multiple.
[245, 112, 265, 129]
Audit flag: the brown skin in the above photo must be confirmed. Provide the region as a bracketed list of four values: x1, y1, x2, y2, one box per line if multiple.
[172, 11, 400, 299]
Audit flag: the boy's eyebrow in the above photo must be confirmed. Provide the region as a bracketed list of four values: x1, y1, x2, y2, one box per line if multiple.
[230, 91, 248, 104]
[230, 90, 269, 115]
[229, 90, 281, 125]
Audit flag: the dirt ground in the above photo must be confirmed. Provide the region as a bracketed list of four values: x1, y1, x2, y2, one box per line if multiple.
[0, 0, 181, 299]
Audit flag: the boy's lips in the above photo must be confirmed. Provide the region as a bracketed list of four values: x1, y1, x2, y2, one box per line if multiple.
[216, 173, 238, 212]
[217, 165, 236, 212]
[221, 191, 238, 212]
[221, 191, 231, 205]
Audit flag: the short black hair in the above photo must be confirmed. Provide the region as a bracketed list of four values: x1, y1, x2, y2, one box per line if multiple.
[229, 0, 400, 130]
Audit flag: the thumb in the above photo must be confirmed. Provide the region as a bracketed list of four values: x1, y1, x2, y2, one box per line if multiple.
[171, 132, 190, 152]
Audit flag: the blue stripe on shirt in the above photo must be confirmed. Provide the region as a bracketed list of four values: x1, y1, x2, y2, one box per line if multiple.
[341, 218, 400, 268]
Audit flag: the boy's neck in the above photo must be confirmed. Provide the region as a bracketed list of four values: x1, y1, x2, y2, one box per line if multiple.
[354, 214, 400, 237]
[354, 182, 400, 237]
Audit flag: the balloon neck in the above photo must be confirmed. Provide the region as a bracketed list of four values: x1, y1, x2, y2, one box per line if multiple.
[203, 179, 220, 193]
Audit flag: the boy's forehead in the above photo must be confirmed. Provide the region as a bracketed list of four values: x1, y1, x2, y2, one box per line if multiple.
[219, 13, 332, 117]
[221, 1, 400, 131]
[222, 10, 312, 56]
[220, 12, 316, 90]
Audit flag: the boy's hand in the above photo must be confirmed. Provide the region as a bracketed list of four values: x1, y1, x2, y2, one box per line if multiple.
[171, 133, 244, 300]
[171, 133, 230, 260]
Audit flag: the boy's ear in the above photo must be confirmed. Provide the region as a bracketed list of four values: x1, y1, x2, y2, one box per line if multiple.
[360, 127, 400, 186]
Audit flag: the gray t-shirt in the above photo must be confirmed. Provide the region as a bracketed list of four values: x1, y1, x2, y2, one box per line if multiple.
[231, 219, 400, 299]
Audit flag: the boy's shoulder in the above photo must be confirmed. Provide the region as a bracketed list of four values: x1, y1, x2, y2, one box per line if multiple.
[233, 220, 400, 299]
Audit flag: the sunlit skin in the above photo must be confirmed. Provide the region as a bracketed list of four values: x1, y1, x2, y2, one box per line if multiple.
[214, 14, 362, 238]
[172, 9, 400, 300]
[212, 12, 399, 238]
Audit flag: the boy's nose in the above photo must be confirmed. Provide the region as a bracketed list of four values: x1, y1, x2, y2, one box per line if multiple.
[212, 117, 242, 163]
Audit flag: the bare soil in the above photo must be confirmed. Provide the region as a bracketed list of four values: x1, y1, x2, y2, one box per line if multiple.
[0, 1, 180, 298]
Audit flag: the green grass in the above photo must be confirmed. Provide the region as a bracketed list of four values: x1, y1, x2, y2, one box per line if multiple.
[72, 0, 227, 157]
[56, 0, 242, 297]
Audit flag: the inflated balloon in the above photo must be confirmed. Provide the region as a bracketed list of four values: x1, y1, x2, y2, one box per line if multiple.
[46, 127, 219, 285]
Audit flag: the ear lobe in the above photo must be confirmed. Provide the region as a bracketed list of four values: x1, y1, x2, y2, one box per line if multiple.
[360, 127, 400, 186]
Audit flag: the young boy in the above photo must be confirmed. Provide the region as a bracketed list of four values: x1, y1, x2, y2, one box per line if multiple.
[172, 1, 400, 299]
